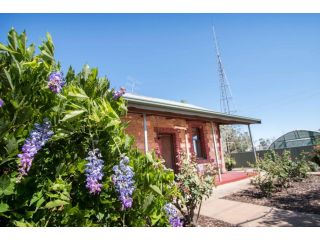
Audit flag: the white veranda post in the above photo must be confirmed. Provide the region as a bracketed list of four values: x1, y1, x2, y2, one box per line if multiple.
[211, 122, 222, 182]
[143, 113, 148, 153]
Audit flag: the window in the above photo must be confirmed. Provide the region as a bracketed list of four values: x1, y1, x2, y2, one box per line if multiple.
[192, 127, 206, 159]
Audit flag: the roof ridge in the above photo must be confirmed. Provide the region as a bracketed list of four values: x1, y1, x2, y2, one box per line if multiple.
[124, 92, 210, 110]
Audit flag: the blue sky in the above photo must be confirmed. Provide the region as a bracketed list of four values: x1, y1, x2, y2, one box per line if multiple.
[0, 14, 319, 141]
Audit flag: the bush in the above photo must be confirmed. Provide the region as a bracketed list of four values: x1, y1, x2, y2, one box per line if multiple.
[251, 150, 310, 196]
[302, 144, 320, 167]
[308, 161, 320, 172]
[289, 158, 310, 181]
[225, 156, 236, 171]
[0, 29, 177, 226]
[311, 145, 320, 166]
[172, 153, 216, 226]
[251, 173, 274, 197]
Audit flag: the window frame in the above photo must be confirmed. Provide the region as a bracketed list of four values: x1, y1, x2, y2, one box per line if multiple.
[192, 127, 206, 159]
[187, 122, 209, 163]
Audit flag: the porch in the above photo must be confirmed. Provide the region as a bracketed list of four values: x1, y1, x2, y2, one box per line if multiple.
[123, 93, 261, 178]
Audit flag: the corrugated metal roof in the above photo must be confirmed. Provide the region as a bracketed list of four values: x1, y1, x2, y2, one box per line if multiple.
[123, 93, 261, 125]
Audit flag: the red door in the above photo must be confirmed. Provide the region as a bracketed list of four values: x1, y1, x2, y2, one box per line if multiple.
[158, 134, 175, 171]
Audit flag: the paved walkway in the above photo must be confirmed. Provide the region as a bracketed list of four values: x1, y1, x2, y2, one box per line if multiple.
[199, 177, 320, 227]
[215, 171, 256, 185]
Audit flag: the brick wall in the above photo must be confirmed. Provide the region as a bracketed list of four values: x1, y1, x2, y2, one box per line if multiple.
[122, 112, 226, 172]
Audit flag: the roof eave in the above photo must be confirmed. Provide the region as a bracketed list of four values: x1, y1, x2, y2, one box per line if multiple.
[125, 97, 261, 125]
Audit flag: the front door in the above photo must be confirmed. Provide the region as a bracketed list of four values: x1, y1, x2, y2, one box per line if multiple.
[158, 134, 175, 171]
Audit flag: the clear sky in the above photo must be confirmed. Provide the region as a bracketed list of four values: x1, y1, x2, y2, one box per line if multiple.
[1, 14, 319, 141]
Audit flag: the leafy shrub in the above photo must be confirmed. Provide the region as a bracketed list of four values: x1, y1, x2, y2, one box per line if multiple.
[303, 145, 320, 167]
[0, 29, 177, 226]
[299, 143, 320, 172]
[251, 173, 274, 197]
[307, 161, 319, 172]
[172, 153, 216, 226]
[251, 150, 310, 196]
[289, 158, 310, 181]
[311, 145, 320, 166]
[225, 156, 236, 171]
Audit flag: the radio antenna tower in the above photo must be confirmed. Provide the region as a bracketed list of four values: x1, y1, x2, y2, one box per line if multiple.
[212, 25, 235, 115]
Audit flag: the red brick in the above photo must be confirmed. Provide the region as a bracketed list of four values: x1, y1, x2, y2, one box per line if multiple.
[122, 112, 226, 172]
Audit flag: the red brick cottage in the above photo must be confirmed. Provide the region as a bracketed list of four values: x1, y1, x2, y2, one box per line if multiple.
[122, 93, 261, 175]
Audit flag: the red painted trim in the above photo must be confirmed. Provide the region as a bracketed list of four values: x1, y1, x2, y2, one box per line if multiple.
[215, 172, 257, 185]
[154, 127, 180, 172]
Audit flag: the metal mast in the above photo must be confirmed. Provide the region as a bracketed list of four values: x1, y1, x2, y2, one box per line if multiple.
[212, 26, 235, 115]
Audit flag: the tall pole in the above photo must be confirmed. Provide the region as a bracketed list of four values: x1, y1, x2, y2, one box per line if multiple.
[212, 25, 235, 115]
[212, 26, 237, 156]
[248, 124, 257, 163]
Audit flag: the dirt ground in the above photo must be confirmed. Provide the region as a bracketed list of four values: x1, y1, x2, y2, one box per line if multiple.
[196, 215, 236, 227]
[224, 175, 320, 215]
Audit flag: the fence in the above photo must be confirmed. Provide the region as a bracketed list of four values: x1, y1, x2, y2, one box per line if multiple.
[231, 145, 314, 168]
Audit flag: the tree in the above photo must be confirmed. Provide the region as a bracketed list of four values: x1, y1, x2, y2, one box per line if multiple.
[220, 126, 251, 153]
[256, 137, 275, 150]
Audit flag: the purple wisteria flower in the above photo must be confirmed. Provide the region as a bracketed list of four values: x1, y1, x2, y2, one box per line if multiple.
[0, 98, 4, 108]
[164, 203, 183, 227]
[48, 71, 65, 93]
[113, 87, 126, 100]
[85, 148, 104, 194]
[17, 119, 54, 177]
[112, 155, 135, 209]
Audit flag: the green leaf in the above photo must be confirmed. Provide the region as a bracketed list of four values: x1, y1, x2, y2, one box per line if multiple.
[40, 50, 54, 61]
[14, 220, 34, 227]
[150, 212, 162, 226]
[4, 69, 14, 90]
[26, 44, 35, 59]
[29, 191, 43, 206]
[13, 57, 22, 77]
[10, 99, 19, 109]
[36, 198, 45, 209]
[0, 43, 17, 53]
[106, 119, 121, 128]
[142, 193, 154, 211]
[61, 110, 86, 122]
[5, 136, 18, 156]
[45, 200, 69, 209]
[8, 29, 18, 50]
[149, 185, 162, 196]
[3, 183, 14, 196]
[146, 173, 150, 184]
[67, 87, 89, 99]
[0, 203, 9, 213]
[46, 32, 53, 45]
[0, 157, 16, 167]
[146, 152, 154, 163]
[0, 175, 15, 196]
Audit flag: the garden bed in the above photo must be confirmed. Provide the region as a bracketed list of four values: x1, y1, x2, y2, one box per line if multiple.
[196, 215, 236, 227]
[224, 175, 320, 215]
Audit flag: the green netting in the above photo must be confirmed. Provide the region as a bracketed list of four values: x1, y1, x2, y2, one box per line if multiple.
[269, 130, 320, 149]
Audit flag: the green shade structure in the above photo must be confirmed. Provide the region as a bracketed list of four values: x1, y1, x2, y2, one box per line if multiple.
[269, 130, 320, 149]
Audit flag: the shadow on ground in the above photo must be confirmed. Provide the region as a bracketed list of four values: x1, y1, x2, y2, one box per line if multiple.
[249, 208, 320, 227]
